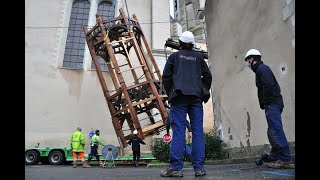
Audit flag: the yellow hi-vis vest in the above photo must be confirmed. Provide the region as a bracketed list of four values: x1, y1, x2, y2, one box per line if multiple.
[90, 134, 105, 147]
[70, 130, 85, 152]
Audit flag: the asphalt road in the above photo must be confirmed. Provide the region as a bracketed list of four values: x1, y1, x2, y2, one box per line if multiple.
[25, 163, 295, 180]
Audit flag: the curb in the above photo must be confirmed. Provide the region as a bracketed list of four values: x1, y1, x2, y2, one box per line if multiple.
[206, 154, 295, 165]
[147, 154, 295, 167]
[147, 163, 169, 168]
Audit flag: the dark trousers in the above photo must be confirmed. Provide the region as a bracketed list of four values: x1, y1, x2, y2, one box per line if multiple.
[88, 146, 100, 161]
[132, 151, 140, 163]
[265, 103, 291, 162]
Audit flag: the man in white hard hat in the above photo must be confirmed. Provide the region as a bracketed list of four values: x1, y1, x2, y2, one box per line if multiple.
[161, 31, 212, 177]
[244, 49, 294, 169]
[127, 129, 146, 167]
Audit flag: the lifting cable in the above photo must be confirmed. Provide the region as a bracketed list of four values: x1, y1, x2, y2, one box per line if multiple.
[123, 0, 132, 32]
[106, 0, 117, 32]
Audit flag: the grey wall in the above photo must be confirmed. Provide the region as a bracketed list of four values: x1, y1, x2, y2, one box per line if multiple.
[205, 0, 295, 158]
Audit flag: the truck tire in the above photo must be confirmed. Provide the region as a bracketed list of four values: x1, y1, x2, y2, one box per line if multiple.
[25, 150, 40, 165]
[48, 150, 64, 165]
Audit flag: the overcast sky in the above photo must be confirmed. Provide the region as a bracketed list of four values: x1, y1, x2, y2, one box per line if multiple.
[170, 0, 174, 17]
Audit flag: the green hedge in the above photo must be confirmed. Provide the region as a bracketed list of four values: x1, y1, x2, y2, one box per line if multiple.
[151, 139, 170, 163]
[204, 129, 225, 160]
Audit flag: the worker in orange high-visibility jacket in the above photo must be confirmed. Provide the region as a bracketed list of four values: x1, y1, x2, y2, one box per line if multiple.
[70, 127, 91, 168]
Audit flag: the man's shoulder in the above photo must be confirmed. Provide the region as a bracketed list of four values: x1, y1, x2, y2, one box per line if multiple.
[257, 63, 272, 73]
[168, 50, 179, 56]
[168, 52, 178, 59]
[73, 131, 83, 135]
[192, 50, 203, 56]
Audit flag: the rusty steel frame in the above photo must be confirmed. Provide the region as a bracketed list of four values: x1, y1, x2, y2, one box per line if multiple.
[83, 8, 168, 148]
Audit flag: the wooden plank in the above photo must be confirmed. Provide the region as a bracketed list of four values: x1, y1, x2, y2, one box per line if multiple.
[118, 64, 145, 74]
[108, 90, 122, 100]
[131, 96, 156, 107]
[159, 94, 168, 98]
[108, 37, 134, 45]
[142, 121, 165, 135]
[113, 105, 129, 116]
[126, 81, 149, 90]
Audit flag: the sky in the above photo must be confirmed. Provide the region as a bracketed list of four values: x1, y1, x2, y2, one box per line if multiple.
[170, 0, 174, 17]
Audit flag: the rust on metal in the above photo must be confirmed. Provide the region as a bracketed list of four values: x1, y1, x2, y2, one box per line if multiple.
[83, 8, 168, 148]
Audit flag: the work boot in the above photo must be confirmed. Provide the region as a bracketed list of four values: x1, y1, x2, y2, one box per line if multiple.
[73, 160, 77, 168]
[99, 160, 104, 167]
[195, 168, 207, 176]
[160, 166, 183, 177]
[82, 161, 92, 168]
[267, 160, 295, 169]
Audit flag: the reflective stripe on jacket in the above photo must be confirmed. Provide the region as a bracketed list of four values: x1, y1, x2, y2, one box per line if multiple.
[70, 130, 85, 152]
[90, 134, 104, 147]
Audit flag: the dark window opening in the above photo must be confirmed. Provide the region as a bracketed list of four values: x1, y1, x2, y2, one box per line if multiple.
[63, 0, 90, 70]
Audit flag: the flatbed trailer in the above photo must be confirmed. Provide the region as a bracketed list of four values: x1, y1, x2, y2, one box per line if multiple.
[25, 147, 155, 165]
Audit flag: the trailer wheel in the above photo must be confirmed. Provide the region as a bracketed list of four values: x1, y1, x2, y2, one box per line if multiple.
[25, 150, 40, 165]
[48, 150, 64, 165]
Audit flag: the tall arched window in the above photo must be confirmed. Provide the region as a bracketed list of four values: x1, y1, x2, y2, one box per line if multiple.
[97, 1, 115, 20]
[63, 0, 90, 69]
[91, 1, 115, 71]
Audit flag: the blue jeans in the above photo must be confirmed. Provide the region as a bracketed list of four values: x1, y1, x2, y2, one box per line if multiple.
[265, 103, 291, 162]
[169, 100, 204, 171]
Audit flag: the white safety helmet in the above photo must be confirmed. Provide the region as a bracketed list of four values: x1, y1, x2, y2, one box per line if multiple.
[133, 129, 138, 135]
[179, 31, 195, 45]
[245, 49, 261, 61]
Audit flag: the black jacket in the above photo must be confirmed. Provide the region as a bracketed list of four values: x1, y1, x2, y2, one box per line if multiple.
[127, 134, 146, 151]
[252, 61, 284, 109]
[162, 50, 212, 103]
